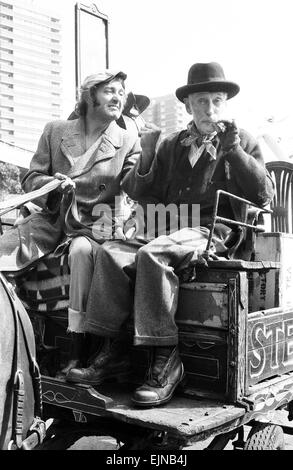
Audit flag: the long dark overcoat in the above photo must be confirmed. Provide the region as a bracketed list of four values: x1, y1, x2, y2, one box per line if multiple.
[122, 127, 274, 233]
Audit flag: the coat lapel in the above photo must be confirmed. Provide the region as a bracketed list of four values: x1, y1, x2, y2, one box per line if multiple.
[93, 121, 124, 164]
[60, 119, 124, 167]
[60, 118, 86, 163]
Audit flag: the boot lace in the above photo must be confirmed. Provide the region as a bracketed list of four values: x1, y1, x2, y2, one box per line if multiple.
[145, 347, 175, 387]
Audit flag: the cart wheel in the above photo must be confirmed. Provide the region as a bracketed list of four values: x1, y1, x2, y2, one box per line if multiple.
[244, 423, 285, 450]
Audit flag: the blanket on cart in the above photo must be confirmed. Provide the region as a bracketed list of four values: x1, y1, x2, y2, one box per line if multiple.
[15, 251, 196, 316]
[16, 253, 70, 313]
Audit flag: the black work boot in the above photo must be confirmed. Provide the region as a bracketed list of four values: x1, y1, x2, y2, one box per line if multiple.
[56, 332, 88, 379]
[66, 337, 131, 385]
[132, 346, 184, 407]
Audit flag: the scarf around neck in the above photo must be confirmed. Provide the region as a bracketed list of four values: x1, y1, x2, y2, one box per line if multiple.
[181, 122, 218, 164]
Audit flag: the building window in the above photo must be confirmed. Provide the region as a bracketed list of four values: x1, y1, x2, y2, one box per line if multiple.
[4, 72, 13, 78]
[0, 46, 13, 54]
[0, 2, 13, 9]
[1, 58, 13, 67]
[2, 129, 14, 135]
[0, 13, 12, 20]
[0, 24, 12, 31]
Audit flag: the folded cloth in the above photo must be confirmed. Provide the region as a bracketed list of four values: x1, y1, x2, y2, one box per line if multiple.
[0, 211, 63, 273]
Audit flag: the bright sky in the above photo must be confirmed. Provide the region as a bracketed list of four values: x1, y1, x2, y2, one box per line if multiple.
[25, 0, 293, 155]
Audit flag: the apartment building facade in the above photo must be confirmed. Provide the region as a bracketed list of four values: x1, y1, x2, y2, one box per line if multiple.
[142, 93, 189, 139]
[0, 0, 62, 152]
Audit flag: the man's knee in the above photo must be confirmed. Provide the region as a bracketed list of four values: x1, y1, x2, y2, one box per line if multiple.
[69, 237, 92, 264]
[97, 242, 138, 272]
[135, 243, 159, 264]
[136, 234, 175, 261]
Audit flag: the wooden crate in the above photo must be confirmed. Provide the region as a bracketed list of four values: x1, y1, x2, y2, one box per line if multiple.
[247, 268, 279, 313]
[178, 327, 228, 397]
[254, 232, 293, 309]
[177, 265, 247, 402]
[176, 260, 283, 403]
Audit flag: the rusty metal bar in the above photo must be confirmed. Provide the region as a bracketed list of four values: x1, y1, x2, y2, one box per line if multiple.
[204, 190, 272, 257]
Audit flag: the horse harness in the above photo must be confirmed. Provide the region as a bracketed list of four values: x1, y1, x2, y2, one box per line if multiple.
[1, 273, 46, 450]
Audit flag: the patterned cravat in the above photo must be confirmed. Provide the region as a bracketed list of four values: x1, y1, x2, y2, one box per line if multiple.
[181, 123, 217, 167]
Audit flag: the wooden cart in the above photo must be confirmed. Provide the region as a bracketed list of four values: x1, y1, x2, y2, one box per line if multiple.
[37, 252, 293, 450]
[2, 183, 293, 450]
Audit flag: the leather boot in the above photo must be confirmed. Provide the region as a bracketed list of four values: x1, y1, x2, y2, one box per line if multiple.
[132, 346, 184, 407]
[66, 336, 131, 385]
[56, 332, 87, 379]
[85, 332, 103, 364]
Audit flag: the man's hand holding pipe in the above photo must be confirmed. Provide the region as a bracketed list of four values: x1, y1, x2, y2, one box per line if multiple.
[216, 119, 241, 153]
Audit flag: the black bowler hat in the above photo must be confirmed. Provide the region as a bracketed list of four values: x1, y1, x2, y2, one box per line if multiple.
[175, 62, 240, 102]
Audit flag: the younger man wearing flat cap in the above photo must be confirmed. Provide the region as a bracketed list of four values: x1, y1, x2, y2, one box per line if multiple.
[67, 62, 274, 407]
[12, 70, 141, 376]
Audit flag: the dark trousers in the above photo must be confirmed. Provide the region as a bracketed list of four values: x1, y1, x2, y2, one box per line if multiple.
[85, 226, 229, 346]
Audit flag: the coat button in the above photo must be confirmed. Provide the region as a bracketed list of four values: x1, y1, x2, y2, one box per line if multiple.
[99, 183, 106, 191]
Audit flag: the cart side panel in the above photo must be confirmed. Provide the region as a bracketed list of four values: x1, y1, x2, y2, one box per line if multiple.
[228, 272, 248, 401]
[247, 308, 293, 387]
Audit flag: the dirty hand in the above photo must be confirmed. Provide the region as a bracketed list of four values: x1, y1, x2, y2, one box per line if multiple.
[216, 120, 240, 153]
[139, 122, 161, 172]
[54, 172, 76, 193]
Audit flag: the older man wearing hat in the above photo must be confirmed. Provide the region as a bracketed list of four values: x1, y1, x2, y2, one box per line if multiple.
[67, 62, 274, 406]
[12, 69, 141, 376]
